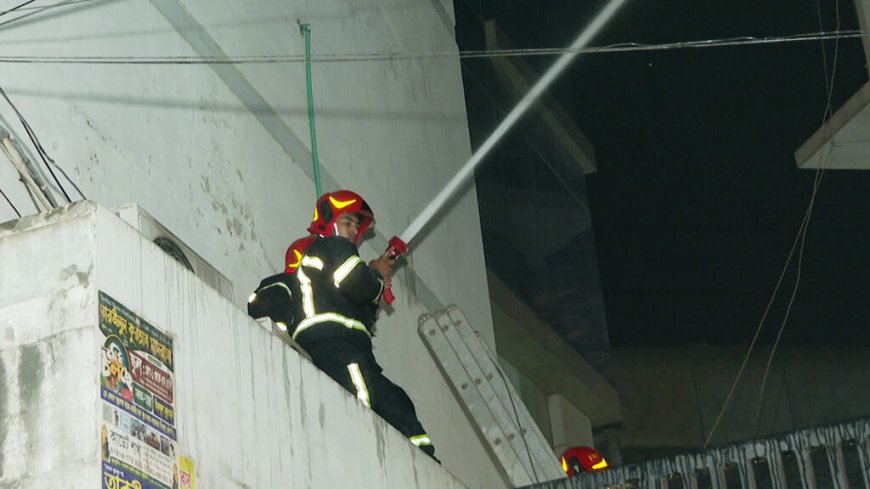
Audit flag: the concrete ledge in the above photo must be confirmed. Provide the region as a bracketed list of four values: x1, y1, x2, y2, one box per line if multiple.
[795, 81, 870, 169]
[0, 203, 469, 488]
[488, 272, 621, 427]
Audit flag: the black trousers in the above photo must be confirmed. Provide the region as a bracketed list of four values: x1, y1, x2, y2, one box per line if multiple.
[301, 338, 436, 457]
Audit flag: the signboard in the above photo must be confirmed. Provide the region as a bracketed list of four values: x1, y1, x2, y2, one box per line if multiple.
[179, 456, 196, 489]
[99, 291, 179, 489]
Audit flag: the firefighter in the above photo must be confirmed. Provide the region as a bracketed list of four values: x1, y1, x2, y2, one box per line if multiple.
[289, 190, 436, 459]
[285, 235, 317, 274]
[247, 235, 315, 331]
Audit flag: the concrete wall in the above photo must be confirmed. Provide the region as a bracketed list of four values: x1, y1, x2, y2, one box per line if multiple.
[0, 202, 510, 487]
[489, 273, 621, 434]
[0, 207, 99, 485]
[0, 0, 492, 335]
[547, 395, 593, 455]
[0, 1, 505, 486]
[612, 346, 870, 451]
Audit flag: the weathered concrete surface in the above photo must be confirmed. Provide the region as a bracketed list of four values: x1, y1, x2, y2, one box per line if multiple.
[1, 203, 484, 488]
[0, 1, 503, 482]
[613, 346, 870, 450]
[1, 203, 100, 487]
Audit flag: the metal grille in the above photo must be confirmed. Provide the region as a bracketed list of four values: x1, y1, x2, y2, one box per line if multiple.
[523, 419, 870, 489]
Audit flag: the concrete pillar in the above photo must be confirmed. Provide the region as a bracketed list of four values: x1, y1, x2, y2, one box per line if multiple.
[548, 394, 594, 455]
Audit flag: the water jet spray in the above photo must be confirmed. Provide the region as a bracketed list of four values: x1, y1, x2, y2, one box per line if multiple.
[380, 0, 628, 303]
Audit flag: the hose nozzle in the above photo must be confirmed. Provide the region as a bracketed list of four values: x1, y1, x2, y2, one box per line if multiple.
[382, 236, 408, 304]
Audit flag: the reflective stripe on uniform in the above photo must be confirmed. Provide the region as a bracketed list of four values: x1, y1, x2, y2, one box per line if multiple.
[301, 255, 324, 270]
[409, 434, 432, 447]
[247, 292, 257, 303]
[346, 363, 371, 407]
[296, 268, 316, 318]
[333, 256, 363, 287]
[291, 312, 371, 340]
[372, 277, 385, 304]
[257, 281, 292, 297]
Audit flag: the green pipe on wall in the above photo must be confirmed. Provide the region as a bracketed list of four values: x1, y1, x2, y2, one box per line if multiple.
[299, 23, 322, 197]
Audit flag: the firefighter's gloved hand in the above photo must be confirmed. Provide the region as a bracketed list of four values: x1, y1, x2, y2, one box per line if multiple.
[368, 253, 395, 278]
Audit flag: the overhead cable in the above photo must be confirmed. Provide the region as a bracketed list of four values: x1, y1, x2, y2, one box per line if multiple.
[0, 84, 73, 203]
[0, 30, 861, 65]
[703, 2, 843, 448]
[0, 0, 37, 18]
[750, 0, 843, 436]
[3, 0, 93, 12]
[0, 0, 104, 29]
[0, 185, 21, 217]
[1, 123, 56, 209]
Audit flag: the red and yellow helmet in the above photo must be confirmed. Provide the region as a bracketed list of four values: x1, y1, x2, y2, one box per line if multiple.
[285, 235, 317, 273]
[560, 446, 608, 477]
[307, 190, 374, 244]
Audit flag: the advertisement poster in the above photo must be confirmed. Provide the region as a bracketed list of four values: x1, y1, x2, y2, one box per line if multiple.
[178, 456, 196, 489]
[99, 291, 179, 489]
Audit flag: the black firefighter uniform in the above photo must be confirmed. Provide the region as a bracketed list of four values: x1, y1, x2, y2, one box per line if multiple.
[290, 235, 434, 457]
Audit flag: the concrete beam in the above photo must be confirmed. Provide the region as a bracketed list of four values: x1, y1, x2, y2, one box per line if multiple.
[795, 82, 870, 169]
[488, 272, 622, 427]
[483, 20, 597, 176]
[0, 202, 473, 488]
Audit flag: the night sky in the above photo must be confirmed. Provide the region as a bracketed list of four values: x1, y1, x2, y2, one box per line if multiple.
[457, 0, 870, 357]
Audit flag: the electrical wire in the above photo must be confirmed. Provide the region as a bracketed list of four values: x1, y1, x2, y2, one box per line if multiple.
[440, 308, 542, 482]
[0, 0, 37, 18]
[3, 0, 93, 12]
[491, 353, 540, 483]
[702, 220, 803, 448]
[751, 0, 843, 435]
[0, 0, 103, 29]
[0, 30, 860, 65]
[0, 1, 857, 443]
[0, 84, 72, 203]
[46, 158, 85, 199]
[0, 185, 21, 217]
[703, 0, 844, 448]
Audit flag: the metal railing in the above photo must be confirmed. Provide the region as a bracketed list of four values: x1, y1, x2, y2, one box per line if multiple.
[525, 418, 870, 489]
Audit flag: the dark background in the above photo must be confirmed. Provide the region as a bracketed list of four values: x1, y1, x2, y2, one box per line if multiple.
[455, 0, 870, 379]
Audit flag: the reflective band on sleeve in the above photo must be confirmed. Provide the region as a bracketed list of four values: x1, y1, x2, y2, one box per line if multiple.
[257, 281, 292, 298]
[346, 363, 371, 408]
[301, 256, 324, 270]
[372, 277, 384, 304]
[333, 256, 363, 287]
[409, 434, 432, 447]
[296, 268, 316, 318]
